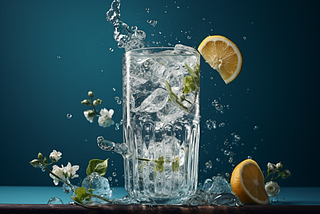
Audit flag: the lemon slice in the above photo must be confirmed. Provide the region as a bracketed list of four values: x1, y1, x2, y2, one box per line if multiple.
[230, 159, 269, 205]
[198, 35, 243, 84]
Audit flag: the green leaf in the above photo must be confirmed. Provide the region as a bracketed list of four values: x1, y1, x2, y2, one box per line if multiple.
[172, 157, 179, 172]
[155, 156, 164, 172]
[72, 187, 91, 204]
[86, 158, 109, 176]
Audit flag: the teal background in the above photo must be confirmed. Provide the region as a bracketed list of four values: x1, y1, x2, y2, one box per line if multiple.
[1, 0, 319, 188]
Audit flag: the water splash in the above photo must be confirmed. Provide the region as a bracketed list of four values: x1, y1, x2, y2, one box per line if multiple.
[106, 0, 148, 51]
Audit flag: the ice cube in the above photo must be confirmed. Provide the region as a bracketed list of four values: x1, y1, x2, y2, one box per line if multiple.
[138, 88, 168, 113]
[81, 172, 112, 202]
[157, 102, 184, 124]
[202, 176, 232, 194]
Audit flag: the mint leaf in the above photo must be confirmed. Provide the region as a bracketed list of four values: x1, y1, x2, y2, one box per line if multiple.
[172, 157, 179, 172]
[155, 156, 164, 172]
[86, 158, 109, 176]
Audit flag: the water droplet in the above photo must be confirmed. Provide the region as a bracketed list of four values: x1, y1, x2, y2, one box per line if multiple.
[216, 158, 220, 162]
[112, 172, 117, 177]
[219, 122, 225, 128]
[247, 156, 252, 159]
[147, 19, 157, 27]
[112, 88, 116, 91]
[177, 6, 180, 9]
[234, 134, 241, 141]
[205, 160, 212, 169]
[228, 157, 233, 163]
[115, 123, 120, 130]
[47, 197, 63, 204]
[66, 113, 72, 119]
[187, 36, 192, 40]
[101, 69, 104, 72]
[243, 36, 247, 40]
[206, 119, 212, 130]
[145, 8, 150, 13]
[253, 146, 257, 150]
[62, 183, 71, 194]
[254, 126, 259, 130]
[224, 150, 230, 156]
[215, 103, 223, 111]
[115, 179, 118, 183]
[225, 172, 230, 177]
[109, 47, 114, 52]
[108, 176, 112, 181]
[56, 56, 61, 59]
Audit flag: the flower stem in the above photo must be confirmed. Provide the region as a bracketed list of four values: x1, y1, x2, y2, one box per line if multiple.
[43, 164, 75, 193]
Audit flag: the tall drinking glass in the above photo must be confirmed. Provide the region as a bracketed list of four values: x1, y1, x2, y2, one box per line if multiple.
[100, 45, 200, 204]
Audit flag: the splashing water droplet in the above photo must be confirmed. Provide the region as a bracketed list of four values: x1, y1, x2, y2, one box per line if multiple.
[205, 160, 212, 169]
[66, 113, 72, 119]
[219, 122, 225, 128]
[147, 19, 157, 27]
[234, 134, 241, 141]
[215, 104, 223, 111]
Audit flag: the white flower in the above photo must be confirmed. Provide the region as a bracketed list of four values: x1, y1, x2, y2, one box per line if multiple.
[49, 150, 62, 162]
[98, 108, 115, 128]
[49, 165, 65, 186]
[276, 162, 283, 170]
[63, 162, 79, 179]
[83, 110, 95, 123]
[265, 181, 280, 197]
[267, 162, 276, 173]
[282, 169, 291, 179]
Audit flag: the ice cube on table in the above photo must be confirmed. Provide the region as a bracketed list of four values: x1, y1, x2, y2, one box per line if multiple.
[202, 176, 232, 194]
[81, 172, 112, 202]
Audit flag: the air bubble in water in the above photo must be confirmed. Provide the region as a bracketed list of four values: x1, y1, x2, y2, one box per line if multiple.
[108, 176, 112, 181]
[224, 150, 230, 156]
[243, 36, 247, 40]
[225, 172, 230, 177]
[115, 123, 120, 130]
[206, 120, 212, 130]
[247, 156, 252, 159]
[145, 8, 150, 13]
[66, 113, 72, 119]
[228, 157, 233, 163]
[113, 88, 116, 91]
[254, 126, 259, 130]
[187, 36, 192, 40]
[109, 48, 114, 52]
[112, 172, 117, 177]
[216, 158, 220, 162]
[56, 56, 61, 59]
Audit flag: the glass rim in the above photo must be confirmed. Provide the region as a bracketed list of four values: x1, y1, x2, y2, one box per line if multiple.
[124, 46, 199, 57]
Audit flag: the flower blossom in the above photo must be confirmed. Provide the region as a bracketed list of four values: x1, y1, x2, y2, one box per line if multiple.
[265, 181, 280, 197]
[282, 169, 291, 179]
[49, 162, 79, 185]
[50, 165, 66, 185]
[267, 162, 276, 173]
[49, 150, 62, 162]
[63, 162, 79, 179]
[98, 108, 115, 128]
[83, 110, 95, 123]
